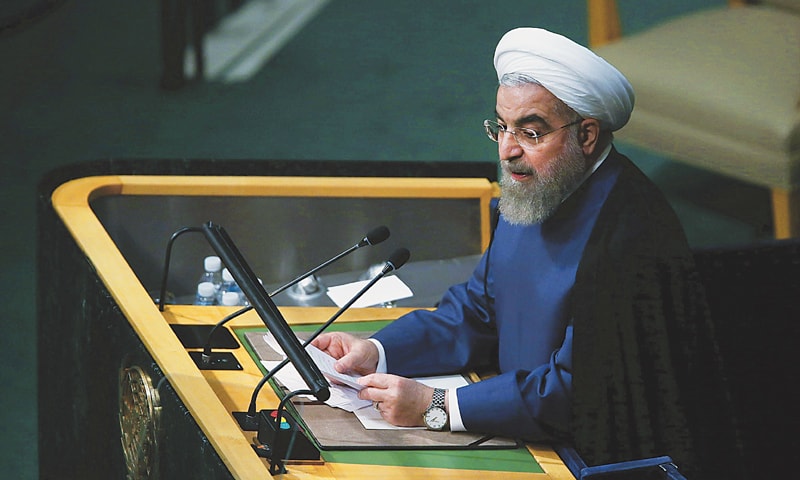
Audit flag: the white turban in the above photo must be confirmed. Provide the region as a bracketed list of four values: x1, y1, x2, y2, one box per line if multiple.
[494, 27, 634, 131]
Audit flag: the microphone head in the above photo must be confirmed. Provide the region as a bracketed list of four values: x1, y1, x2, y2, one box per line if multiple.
[360, 225, 390, 247]
[384, 248, 411, 273]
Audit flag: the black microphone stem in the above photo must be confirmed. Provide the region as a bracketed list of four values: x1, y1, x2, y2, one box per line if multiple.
[158, 226, 203, 311]
[268, 244, 359, 298]
[201, 226, 390, 360]
[201, 306, 251, 361]
[267, 225, 389, 298]
[202, 248, 355, 361]
[243, 247, 410, 418]
[204, 241, 363, 355]
[302, 272, 387, 347]
[245, 270, 389, 417]
[275, 389, 313, 427]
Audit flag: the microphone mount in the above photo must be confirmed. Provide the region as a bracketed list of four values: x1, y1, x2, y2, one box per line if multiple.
[158, 224, 391, 370]
[201, 222, 331, 402]
[159, 222, 331, 397]
[197, 225, 390, 368]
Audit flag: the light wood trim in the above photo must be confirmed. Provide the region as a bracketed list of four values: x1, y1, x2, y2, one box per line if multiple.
[771, 187, 800, 239]
[587, 0, 622, 47]
[115, 174, 491, 199]
[57, 175, 496, 251]
[529, 445, 578, 480]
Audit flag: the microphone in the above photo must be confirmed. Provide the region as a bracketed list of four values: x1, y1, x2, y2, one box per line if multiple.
[200, 226, 390, 364]
[271, 224, 390, 298]
[201, 222, 331, 402]
[236, 247, 411, 429]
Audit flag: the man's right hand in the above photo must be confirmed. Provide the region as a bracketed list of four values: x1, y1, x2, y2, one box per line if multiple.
[311, 332, 379, 376]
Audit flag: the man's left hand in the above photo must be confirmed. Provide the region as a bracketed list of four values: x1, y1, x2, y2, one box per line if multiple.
[356, 373, 435, 427]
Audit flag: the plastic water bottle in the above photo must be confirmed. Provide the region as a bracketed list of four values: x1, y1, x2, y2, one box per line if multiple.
[217, 268, 242, 306]
[195, 281, 216, 305]
[198, 255, 223, 296]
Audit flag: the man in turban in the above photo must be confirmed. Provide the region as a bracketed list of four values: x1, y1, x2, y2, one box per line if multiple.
[313, 28, 740, 479]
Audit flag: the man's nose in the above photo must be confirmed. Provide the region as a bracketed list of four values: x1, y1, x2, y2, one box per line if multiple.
[498, 131, 523, 160]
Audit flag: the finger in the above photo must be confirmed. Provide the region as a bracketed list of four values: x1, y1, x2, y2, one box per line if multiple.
[310, 334, 332, 350]
[357, 373, 392, 389]
[334, 354, 359, 374]
[357, 386, 378, 402]
[357, 379, 394, 404]
[356, 373, 379, 390]
[356, 381, 387, 402]
[356, 375, 377, 401]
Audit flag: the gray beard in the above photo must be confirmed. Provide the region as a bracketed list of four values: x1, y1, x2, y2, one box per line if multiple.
[498, 139, 587, 225]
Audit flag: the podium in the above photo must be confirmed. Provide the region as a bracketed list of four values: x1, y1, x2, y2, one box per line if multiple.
[38, 167, 575, 479]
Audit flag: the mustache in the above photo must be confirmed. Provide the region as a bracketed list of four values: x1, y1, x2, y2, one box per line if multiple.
[501, 163, 536, 179]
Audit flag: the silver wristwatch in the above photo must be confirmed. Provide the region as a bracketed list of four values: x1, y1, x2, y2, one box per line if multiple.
[423, 388, 448, 430]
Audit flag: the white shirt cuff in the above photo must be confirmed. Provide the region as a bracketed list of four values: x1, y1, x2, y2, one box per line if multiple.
[367, 338, 387, 373]
[448, 386, 466, 431]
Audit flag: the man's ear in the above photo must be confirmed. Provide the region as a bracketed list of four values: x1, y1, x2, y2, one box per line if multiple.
[578, 118, 602, 156]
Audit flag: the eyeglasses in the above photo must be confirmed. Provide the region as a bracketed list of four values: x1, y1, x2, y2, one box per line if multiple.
[483, 119, 583, 149]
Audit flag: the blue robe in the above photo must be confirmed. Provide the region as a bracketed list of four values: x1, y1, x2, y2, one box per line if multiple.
[373, 148, 743, 479]
[374, 146, 620, 439]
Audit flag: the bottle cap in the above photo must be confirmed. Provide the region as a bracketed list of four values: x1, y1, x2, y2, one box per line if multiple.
[204, 256, 222, 272]
[221, 291, 241, 306]
[197, 282, 216, 297]
[222, 268, 235, 282]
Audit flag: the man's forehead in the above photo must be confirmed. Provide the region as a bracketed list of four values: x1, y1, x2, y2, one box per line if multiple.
[495, 84, 564, 124]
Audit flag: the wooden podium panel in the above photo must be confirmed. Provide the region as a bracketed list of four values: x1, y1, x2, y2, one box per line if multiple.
[39, 174, 575, 479]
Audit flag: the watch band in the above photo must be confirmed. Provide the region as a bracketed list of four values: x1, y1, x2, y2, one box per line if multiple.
[430, 388, 446, 410]
[423, 387, 449, 430]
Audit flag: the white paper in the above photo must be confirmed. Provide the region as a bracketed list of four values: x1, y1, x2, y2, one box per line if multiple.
[353, 403, 424, 430]
[322, 385, 372, 412]
[262, 360, 310, 393]
[326, 276, 413, 308]
[260, 333, 372, 410]
[304, 343, 365, 391]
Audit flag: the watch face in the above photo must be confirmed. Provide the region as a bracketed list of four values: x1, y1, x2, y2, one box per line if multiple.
[424, 407, 447, 430]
